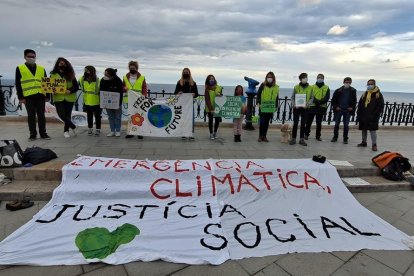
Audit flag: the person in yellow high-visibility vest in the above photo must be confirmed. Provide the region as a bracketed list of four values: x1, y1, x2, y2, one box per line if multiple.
[15, 49, 50, 141]
[79, 66, 101, 136]
[50, 57, 79, 138]
[204, 74, 223, 140]
[123, 60, 148, 139]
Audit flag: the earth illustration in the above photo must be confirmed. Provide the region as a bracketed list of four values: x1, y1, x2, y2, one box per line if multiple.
[148, 105, 173, 128]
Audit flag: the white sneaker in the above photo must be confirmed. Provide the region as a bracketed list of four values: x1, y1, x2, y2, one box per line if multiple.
[210, 133, 215, 140]
[115, 131, 121, 137]
[87, 129, 93, 136]
[213, 132, 218, 139]
[94, 129, 100, 136]
[64, 131, 70, 138]
[71, 128, 77, 136]
[107, 132, 115, 137]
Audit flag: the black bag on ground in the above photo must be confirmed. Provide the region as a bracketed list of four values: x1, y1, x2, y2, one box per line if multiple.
[381, 156, 411, 181]
[23, 146, 57, 165]
[0, 140, 24, 168]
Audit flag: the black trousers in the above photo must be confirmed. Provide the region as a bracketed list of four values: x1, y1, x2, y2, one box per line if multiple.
[85, 105, 102, 129]
[305, 113, 324, 138]
[259, 112, 273, 138]
[54, 100, 76, 132]
[25, 95, 46, 136]
[207, 112, 220, 134]
[292, 108, 307, 139]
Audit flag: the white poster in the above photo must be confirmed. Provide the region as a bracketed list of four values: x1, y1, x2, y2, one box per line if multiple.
[127, 92, 193, 137]
[100, 91, 120, 110]
[295, 94, 307, 108]
[0, 157, 411, 266]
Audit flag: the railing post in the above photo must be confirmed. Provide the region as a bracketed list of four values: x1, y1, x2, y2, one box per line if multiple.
[0, 75, 6, 115]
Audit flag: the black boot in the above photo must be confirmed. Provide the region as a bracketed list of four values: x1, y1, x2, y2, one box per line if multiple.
[234, 135, 238, 142]
[237, 135, 242, 142]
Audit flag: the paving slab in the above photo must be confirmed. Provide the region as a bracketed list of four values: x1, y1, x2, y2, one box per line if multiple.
[170, 260, 249, 276]
[361, 249, 414, 274]
[80, 265, 128, 276]
[124, 260, 188, 276]
[0, 265, 83, 276]
[236, 255, 284, 275]
[252, 262, 290, 276]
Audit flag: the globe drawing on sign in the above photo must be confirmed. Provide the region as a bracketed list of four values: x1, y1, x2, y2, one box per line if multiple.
[148, 105, 173, 128]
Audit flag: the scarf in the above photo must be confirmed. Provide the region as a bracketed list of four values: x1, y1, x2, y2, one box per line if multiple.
[363, 86, 379, 107]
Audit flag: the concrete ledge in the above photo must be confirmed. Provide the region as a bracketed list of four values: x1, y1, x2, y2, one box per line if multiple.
[0, 180, 59, 201]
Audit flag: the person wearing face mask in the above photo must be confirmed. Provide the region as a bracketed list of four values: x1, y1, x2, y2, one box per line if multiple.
[15, 49, 50, 141]
[174, 68, 199, 140]
[330, 77, 357, 144]
[356, 79, 384, 151]
[123, 60, 148, 139]
[50, 57, 79, 138]
[290, 73, 312, 146]
[79, 66, 101, 136]
[101, 68, 123, 137]
[233, 85, 247, 142]
[204, 74, 223, 140]
[256, 72, 279, 142]
[304, 74, 330, 141]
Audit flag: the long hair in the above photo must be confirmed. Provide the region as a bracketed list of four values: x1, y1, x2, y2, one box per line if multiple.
[83, 65, 97, 82]
[179, 67, 195, 86]
[264, 72, 276, 86]
[204, 74, 216, 93]
[51, 57, 75, 81]
[234, 85, 243, 96]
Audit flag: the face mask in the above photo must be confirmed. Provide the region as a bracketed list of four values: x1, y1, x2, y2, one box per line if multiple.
[301, 78, 308, 84]
[183, 73, 190, 79]
[59, 65, 66, 71]
[209, 79, 216, 86]
[103, 76, 110, 81]
[25, 58, 36, 65]
[344, 83, 351, 88]
[129, 70, 137, 75]
[317, 78, 324, 83]
[267, 78, 273, 83]
[84, 72, 90, 77]
[367, 85, 375, 90]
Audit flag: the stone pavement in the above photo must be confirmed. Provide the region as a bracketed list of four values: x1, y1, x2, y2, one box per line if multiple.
[0, 117, 414, 275]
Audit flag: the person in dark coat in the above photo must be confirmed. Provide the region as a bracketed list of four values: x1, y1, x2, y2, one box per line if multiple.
[356, 79, 384, 151]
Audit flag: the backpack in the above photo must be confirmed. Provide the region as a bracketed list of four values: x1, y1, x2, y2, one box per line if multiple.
[23, 146, 58, 165]
[372, 151, 411, 181]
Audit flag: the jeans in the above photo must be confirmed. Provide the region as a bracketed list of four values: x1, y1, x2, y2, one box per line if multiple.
[107, 108, 122, 132]
[55, 100, 76, 132]
[362, 130, 377, 145]
[292, 108, 307, 139]
[333, 111, 351, 140]
[207, 112, 220, 134]
[25, 95, 47, 136]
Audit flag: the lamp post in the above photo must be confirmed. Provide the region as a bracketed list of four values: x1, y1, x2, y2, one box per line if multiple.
[0, 75, 6, 115]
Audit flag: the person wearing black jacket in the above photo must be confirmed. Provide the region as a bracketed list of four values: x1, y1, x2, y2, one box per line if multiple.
[330, 77, 357, 144]
[100, 68, 123, 137]
[174, 68, 199, 140]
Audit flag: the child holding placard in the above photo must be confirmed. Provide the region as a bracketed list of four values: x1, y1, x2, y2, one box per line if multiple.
[233, 85, 246, 142]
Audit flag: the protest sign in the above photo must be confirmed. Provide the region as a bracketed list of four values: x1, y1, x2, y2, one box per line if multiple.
[41, 77, 66, 94]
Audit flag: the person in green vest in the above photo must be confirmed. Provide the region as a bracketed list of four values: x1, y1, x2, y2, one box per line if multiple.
[256, 72, 279, 142]
[290, 73, 312, 146]
[79, 66, 101, 136]
[123, 60, 148, 139]
[304, 73, 330, 141]
[204, 74, 223, 140]
[50, 57, 79, 138]
[15, 49, 50, 141]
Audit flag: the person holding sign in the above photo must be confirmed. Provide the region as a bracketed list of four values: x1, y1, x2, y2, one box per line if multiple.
[256, 72, 279, 142]
[79, 66, 101, 136]
[304, 73, 330, 141]
[233, 85, 247, 142]
[15, 49, 50, 141]
[204, 75, 223, 140]
[290, 73, 312, 146]
[50, 57, 79, 138]
[100, 68, 123, 137]
[123, 61, 147, 139]
[174, 68, 199, 140]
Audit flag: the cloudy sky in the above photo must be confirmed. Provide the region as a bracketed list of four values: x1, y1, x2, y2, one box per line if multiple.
[1, 0, 414, 92]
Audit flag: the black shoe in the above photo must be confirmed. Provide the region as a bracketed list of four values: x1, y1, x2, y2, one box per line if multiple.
[331, 137, 337, 142]
[40, 134, 51, 140]
[316, 137, 322, 141]
[182, 136, 187, 140]
[125, 135, 133, 139]
[189, 136, 195, 141]
[29, 135, 37, 141]
[137, 135, 143, 139]
[343, 139, 348, 144]
[357, 142, 367, 147]
[304, 135, 309, 140]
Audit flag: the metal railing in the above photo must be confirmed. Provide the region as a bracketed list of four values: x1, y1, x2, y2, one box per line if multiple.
[2, 85, 414, 126]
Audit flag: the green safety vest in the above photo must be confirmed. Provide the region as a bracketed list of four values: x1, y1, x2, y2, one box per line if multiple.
[123, 75, 145, 104]
[310, 84, 329, 108]
[206, 85, 223, 112]
[260, 85, 279, 113]
[80, 76, 100, 106]
[50, 73, 77, 103]
[294, 84, 312, 106]
[18, 64, 45, 97]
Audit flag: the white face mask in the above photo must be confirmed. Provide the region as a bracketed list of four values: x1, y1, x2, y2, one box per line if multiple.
[25, 57, 36, 65]
[367, 85, 375, 90]
[344, 83, 351, 88]
[301, 78, 308, 84]
[267, 77, 273, 83]
[103, 76, 110, 81]
[317, 78, 324, 83]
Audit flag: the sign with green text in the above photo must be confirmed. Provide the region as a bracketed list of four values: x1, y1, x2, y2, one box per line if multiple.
[214, 96, 243, 118]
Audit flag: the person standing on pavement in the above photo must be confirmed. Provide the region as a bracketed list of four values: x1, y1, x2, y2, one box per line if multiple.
[330, 77, 357, 144]
[356, 79, 384, 151]
[233, 85, 247, 142]
[174, 67, 199, 140]
[305, 73, 330, 141]
[50, 57, 79, 139]
[15, 49, 51, 141]
[290, 73, 312, 146]
[100, 68, 123, 137]
[204, 74, 223, 140]
[79, 66, 101, 136]
[123, 61, 147, 139]
[256, 72, 279, 142]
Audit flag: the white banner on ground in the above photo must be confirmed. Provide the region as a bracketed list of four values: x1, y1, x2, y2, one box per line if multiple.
[0, 157, 411, 266]
[127, 92, 192, 137]
[44, 102, 88, 127]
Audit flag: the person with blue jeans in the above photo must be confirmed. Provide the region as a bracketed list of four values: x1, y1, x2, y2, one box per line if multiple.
[331, 77, 357, 144]
[100, 68, 123, 137]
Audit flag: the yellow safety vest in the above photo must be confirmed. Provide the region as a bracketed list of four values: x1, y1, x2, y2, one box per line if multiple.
[50, 73, 77, 103]
[18, 64, 45, 97]
[123, 75, 145, 104]
[310, 84, 329, 108]
[294, 84, 312, 106]
[260, 85, 279, 113]
[80, 76, 100, 106]
[206, 85, 223, 112]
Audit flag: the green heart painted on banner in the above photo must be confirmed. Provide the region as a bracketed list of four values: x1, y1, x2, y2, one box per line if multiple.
[75, 223, 140, 260]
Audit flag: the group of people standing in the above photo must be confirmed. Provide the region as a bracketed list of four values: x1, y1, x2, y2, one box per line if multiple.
[15, 48, 384, 151]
